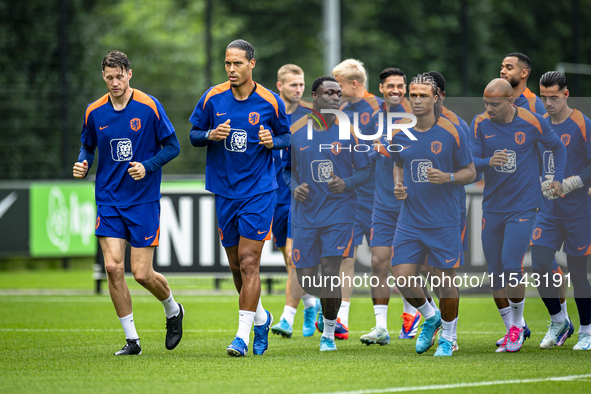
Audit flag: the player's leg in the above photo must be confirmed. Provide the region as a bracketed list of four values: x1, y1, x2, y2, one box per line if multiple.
[502, 209, 536, 352]
[564, 215, 591, 349]
[433, 267, 459, 357]
[481, 211, 512, 348]
[360, 245, 392, 346]
[100, 236, 141, 355]
[337, 246, 356, 339]
[568, 254, 591, 349]
[318, 255, 343, 351]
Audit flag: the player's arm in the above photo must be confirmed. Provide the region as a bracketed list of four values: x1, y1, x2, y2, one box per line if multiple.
[427, 163, 476, 185]
[538, 122, 567, 197]
[393, 161, 407, 200]
[73, 144, 95, 179]
[136, 133, 181, 175]
[469, 117, 507, 172]
[264, 99, 291, 149]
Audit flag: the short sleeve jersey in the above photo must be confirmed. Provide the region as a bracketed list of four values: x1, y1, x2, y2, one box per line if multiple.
[287, 115, 371, 228]
[340, 92, 383, 202]
[541, 110, 591, 219]
[391, 117, 473, 228]
[371, 100, 412, 212]
[81, 89, 175, 206]
[189, 81, 290, 199]
[514, 87, 547, 115]
[470, 106, 564, 213]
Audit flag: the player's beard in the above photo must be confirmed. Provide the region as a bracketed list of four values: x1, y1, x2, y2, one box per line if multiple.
[507, 75, 520, 88]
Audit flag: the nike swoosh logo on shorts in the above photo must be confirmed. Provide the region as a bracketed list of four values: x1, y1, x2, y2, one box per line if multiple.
[300, 146, 309, 151]
[258, 230, 267, 235]
[145, 235, 154, 240]
[519, 218, 529, 222]
[100, 125, 109, 130]
[216, 112, 226, 116]
[446, 258, 456, 263]
[337, 246, 345, 250]
[579, 245, 589, 250]
[485, 134, 495, 138]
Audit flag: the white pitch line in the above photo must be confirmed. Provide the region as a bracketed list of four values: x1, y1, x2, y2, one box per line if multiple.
[312, 374, 591, 394]
[0, 328, 232, 333]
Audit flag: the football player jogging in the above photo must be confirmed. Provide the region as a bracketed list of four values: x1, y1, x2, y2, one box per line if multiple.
[73, 50, 183, 356]
[330, 59, 383, 339]
[283, 76, 371, 351]
[189, 40, 291, 357]
[270, 64, 320, 339]
[359, 68, 421, 346]
[499, 52, 570, 344]
[534, 71, 591, 350]
[469, 78, 567, 352]
[391, 74, 476, 357]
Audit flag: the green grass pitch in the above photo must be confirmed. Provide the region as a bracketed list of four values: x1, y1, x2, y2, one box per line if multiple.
[1, 273, 590, 393]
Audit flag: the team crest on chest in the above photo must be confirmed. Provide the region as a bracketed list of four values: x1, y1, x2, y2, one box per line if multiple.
[515, 131, 526, 145]
[360, 112, 370, 125]
[431, 141, 442, 154]
[561, 134, 570, 147]
[130, 118, 141, 132]
[249, 112, 260, 125]
[331, 141, 342, 155]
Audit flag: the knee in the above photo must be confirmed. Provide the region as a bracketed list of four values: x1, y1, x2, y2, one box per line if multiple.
[132, 270, 153, 287]
[239, 255, 259, 277]
[104, 260, 124, 277]
[371, 257, 389, 278]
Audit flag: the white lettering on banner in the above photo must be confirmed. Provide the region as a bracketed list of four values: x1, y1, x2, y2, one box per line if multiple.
[46, 187, 95, 252]
[159, 197, 193, 267]
[199, 197, 215, 266]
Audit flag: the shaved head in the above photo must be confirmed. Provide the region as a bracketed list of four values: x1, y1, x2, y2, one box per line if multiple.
[484, 78, 513, 97]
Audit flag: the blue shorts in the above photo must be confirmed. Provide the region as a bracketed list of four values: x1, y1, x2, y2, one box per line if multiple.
[481, 209, 536, 290]
[391, 222, 464, 269]
[370, 208, 399, 248]
[287, 206, 292, 239]
[96, 201, 160, 248]
[353, 199, 373, 246]
[531, 214, 591, 256]
[272, 203, 290, 248]
[215, 191, 276, 248]
[292, 223, 354, 268]
[461, 213, 469, 252]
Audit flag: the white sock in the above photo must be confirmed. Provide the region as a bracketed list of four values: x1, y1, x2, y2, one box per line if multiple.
[337, 301, 350, 327]
[402, 297, 417, 315]
[161, 293, 180, 319]
[561, 301, 569, 321]
[498, 306, 512, 333]
[373, 304, 388, 330]
[237, 310, 255, 346]
[417, 300, 435, 320]
[579, 324, 591, 335]
[550, 311, 565, 324]
[429, 298, 439, 312]
[508, 299, 525, 328]
[302, 294, 316, 309]
[322, 317, 337, 340]
[254, 298, 267, 326]
[119, 312, 139, 340]
[453, 316, 458, 340]
[441, 319, 454, 342]
[281, 305, 297, 327]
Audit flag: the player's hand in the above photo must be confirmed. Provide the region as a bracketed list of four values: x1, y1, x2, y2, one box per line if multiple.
[427, 168, 450, 185]
[259, 125, 273, 148]
[373, 138, 382, 151]
[210, 119, 231, 141]
[328, 171, 346, 194]
[73, 160, 88, 179]
[394, 182, 407, 200]
[128, 162, 146, 180]
[550, 180, 564, 198]
[489, 149, 509, 167]
[588, 187, 591, 197]
[294, 183, 309, 202]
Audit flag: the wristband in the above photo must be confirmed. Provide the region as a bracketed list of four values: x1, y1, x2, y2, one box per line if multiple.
[449, 173, 454, 182]
[205, 130, 211, 140]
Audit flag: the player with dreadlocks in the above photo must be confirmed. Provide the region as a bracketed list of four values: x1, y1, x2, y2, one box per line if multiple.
[390, 73, 476, 356]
